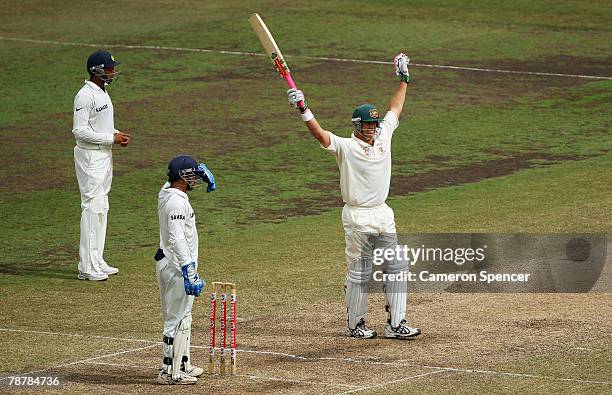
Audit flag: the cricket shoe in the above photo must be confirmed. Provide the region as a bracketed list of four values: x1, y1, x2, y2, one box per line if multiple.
[156, 369, 197, 385]
[183, 365, 204, 377]
[99, 262, 119, 275]
[384, 319, 421, 339]
[346, 318, 377, 339]
[77, 271, 108, 281]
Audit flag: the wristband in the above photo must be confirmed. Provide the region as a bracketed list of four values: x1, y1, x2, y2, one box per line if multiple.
[301, 109, 314, 122]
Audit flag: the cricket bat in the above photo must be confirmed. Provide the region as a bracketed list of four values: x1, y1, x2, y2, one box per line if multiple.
[249, 13, 305, 107]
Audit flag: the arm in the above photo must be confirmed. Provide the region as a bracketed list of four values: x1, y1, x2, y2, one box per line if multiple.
[304, 117, 331, 148]
[72, 92, 115, 145]
[166, 204, 203, 296]
[388, 81, 408, 119]
[72, 91, 130, 145]
[389, 53, 411, 118]
[166, 209, 195, 269]
[287, 89, 331, 148]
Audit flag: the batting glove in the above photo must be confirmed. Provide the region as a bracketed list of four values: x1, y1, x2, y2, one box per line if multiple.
[287, 88, 308, 112]
[181, 262, 204, 296]
[394, 53, 411, 83]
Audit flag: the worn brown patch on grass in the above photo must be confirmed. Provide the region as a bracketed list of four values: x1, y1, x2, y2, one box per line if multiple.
[251, 153, 589, 223]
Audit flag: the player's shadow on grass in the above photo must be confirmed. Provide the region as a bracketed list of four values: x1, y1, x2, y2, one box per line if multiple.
[0, 266, 77, 280]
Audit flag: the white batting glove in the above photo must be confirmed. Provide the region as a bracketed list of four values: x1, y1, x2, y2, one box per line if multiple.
[394, 53, 410, 83]
[287, 88, 307, 111]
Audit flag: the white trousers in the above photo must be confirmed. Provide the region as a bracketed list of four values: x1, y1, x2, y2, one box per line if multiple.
[156, 257, 194, 337]
[74, 146, 112, 275]
[342, 204, 407, 328]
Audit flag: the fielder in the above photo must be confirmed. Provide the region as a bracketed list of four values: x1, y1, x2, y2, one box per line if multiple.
[72, 50, 130, 281]
[155, 154, 216, 385]
[287, 53, 420, 339]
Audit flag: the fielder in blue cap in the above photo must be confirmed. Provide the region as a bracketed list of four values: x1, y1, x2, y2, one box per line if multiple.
[71, 49, 130, 281]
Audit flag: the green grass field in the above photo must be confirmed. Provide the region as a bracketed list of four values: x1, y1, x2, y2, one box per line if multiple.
[1, 0, 611, 393]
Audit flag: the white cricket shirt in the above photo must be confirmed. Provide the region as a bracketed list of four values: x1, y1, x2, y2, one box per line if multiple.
[72, 80, 116, 148]
[322, 111, 399, 208]
[158, 183, 199, 269]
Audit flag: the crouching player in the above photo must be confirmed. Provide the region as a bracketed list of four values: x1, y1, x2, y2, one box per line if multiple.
[155, 154, 216, 384]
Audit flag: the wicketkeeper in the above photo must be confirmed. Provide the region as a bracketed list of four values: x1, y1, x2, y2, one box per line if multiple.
[155, 154, 216, 384]
[287, 54, 421, 339]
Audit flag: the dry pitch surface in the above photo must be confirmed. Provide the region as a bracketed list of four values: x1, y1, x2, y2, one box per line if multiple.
[4, 290, 611, 394]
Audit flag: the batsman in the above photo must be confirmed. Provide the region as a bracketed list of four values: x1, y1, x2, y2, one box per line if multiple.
[155, 154, 216, 384]
[287, 54, 421, 339]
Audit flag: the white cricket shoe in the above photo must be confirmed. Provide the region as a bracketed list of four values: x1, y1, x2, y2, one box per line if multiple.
[99, 262, 119, 275]
[157, 369, 197, 385]
[184, 365, 204, 377]
[384, 319, 421, 339]
[77, 271, 108, 281]
[346, 318, 377, 339]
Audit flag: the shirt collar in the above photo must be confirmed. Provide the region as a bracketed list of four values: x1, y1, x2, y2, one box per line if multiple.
[351, 133, 374, 147]
[85, 80, 104, 92]
[162, 182, 189, 200]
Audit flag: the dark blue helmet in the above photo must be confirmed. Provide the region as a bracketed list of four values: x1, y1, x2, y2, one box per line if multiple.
[87, 50, 120, 84]
[167, 154, 216, 192]
[167, 155, 198, 182]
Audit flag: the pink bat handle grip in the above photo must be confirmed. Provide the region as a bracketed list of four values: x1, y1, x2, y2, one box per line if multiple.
[283, 73, 305, 108]
[283, 73, 297, 89]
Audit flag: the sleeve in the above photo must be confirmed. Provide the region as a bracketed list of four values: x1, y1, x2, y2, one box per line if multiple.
[166, 205, 194, 268]
[320, 132, 344, 157]
[71, 91, 115, 145]
[379, 111, 400, 139]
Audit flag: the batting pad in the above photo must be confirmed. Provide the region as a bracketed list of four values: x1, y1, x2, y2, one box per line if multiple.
[171, 314, 191, 379]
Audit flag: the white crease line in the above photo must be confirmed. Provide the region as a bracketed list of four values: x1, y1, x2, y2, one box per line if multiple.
[1, 36, 610, 81]
[421, 365, 612, 386]
[85, 361, 360, 389]
[2, 328, 610, 386]
[0, 344, 158, 381]
[86, 361, 159, 370]
[0, 328, 158, 344]
[335, 369, 450, 395]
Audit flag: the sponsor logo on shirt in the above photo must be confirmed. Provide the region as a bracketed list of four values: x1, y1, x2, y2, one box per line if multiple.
[171, 214, 186, 220]
[95, 104, 108, 113]
[362, 141, 385, 158]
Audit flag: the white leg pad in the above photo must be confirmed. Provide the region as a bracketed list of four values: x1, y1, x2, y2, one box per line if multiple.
[345, 252, 373, 329]
[182, 315, 193, 371]
[377, 233, 408, 328]
[171, 314, 191, 380]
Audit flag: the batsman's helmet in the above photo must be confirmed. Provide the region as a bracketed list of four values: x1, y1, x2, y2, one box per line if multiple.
[167, 154, 213, 190]
[352, 104, 381, 131]
[87, 50, 120, 84]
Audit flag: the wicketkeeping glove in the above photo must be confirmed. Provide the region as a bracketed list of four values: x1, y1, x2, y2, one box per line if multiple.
[394, 53, 411, 83]
[287, 88, 308, 112]
[181, 262, 204, 296]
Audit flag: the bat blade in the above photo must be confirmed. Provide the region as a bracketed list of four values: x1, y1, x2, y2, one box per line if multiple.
[249, 13, 297, 90]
